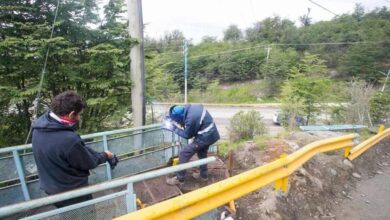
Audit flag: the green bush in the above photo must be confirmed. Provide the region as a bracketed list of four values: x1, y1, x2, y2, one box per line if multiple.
[369, 91, 390, 124]
[228, 110, 267, 142]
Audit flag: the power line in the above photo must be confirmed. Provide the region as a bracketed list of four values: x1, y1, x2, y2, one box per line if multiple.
[147, 41, 384, 62]
[187, 41, 382, 60]
[25, 0, 61, 144]
[144, 45, 182, 51]
[308, 0, 338, 16]
[188, 44, 267, 59]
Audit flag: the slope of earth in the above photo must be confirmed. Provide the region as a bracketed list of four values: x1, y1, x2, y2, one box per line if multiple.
[230, 132, 389, 220]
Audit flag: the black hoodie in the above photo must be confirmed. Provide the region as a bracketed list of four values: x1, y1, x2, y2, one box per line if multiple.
[32, 112, 108, 194]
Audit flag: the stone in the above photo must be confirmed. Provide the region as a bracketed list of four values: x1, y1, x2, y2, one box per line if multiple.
[316, 206, 324, 216]
[343, 159, 354, 169]
[352, 172, 361, 179]
[376, 170, 384, 174]
[330, 168, 337, 176]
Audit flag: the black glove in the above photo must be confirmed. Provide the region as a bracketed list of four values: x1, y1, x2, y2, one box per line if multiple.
[107, 155, 119, 170]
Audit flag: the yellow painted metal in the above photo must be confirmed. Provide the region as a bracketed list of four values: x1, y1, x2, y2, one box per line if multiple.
[172, 157, 179, 166]
[115, 134, 356, 220]
[378, 124, 385, 133]
[348, 128, 390, 161]
[274, 178, 282, 191]
[281, 176, 288, 192]
[136, 198, 146, 209]
[344, 146, 351, 158]
[274, 153, 288, 192]
[228, 200, 236, 213]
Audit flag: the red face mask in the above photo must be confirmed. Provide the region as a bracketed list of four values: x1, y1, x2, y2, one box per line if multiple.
[59, 116, 78, 126]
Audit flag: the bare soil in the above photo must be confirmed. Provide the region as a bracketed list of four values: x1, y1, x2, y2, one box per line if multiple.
[230, 132, 390, 220]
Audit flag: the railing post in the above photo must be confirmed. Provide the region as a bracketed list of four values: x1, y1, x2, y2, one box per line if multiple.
[274, 153, 289, 193]
[102, 135, 112, 180]
[126, 183, 137, 213]
[344, 146, 351, 158]
[13, 150, 31, 201]
[378, 124, 384, 134]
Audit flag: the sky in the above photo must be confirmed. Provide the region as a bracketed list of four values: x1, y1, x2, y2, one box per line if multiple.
[138, 0, 389, 43]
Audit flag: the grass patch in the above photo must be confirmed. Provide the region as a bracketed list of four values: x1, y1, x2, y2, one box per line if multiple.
[217, 140, 244, 156]
[188, 80, 277, 104]
[253, 135, 272, 150]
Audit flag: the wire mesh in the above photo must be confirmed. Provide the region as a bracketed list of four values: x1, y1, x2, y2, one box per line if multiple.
[42, 195, 128, 220]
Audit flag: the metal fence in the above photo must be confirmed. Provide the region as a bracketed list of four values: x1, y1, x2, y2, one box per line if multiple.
[0, 124, 187, 207]
[0, 157, 217, 219]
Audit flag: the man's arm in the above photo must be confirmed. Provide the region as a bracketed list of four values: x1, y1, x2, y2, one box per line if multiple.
[173, 118, 199, 139]
[67, 141, 113, 171]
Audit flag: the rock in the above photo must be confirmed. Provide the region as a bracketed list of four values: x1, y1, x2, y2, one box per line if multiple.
[297, 168, 309, 177]
[382, 162, 389, 166]
[365, 200, 370, 204]
[330, 168, 337, 176]
[352, 172, 361, 179]
[311, 177, 324, 190]
[316, 206, 324, 216]
[376, 170, 384, 174]
[343, 159, 354, 169]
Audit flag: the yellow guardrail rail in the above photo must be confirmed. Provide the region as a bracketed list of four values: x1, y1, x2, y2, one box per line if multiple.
[347, 127, 390, 160]
[115, 134, 357, 220]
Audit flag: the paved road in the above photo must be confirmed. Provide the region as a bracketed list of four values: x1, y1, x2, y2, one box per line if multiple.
[333, 165, 390, 220]
[151, 104, 284, 139]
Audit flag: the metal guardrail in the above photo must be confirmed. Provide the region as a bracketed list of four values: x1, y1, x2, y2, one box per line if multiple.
[0, 123, 187, 207]
[348, 127, 390, 160]
[0, 157, 217, 218]
[0, 124, 161, 154]
[115, 134, 359, 220]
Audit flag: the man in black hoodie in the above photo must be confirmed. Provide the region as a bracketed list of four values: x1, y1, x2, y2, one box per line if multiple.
[32, 91, 114, 208]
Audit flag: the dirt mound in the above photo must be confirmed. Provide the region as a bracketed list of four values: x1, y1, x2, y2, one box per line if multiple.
[231, 133, 390, 220]
[263, 139, 294, 162]
[286, 131, 347, 147]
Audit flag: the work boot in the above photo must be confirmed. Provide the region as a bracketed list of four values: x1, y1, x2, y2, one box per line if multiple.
[166, 176, 184, 186]
[192, 172, 208, 182]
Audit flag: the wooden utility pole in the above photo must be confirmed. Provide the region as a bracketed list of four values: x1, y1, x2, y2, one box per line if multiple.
[127, 0, 145, 126]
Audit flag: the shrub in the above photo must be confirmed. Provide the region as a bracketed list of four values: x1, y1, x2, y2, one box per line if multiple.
[369, 91, 390, 124]
[228, 110, 267, 142]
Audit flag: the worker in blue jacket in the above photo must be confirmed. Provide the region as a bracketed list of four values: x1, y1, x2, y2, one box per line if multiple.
[163, 104, 220, 185]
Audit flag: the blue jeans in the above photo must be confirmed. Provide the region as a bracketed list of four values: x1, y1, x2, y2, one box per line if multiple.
[177, 142, 209, 181]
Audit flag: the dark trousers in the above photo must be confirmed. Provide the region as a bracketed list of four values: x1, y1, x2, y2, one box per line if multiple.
[53, 194, 93, 208]
[46, 192, 95, 219]
[46, 190, 93, 208]
[177, 142, 209, 181]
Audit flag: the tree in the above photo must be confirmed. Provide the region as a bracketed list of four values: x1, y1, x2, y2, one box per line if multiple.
[245, 16, 298, 43]
[352, 4, 365, 22]
[201, 36, 217, 43]
[280, 54, 331, 125]
[369, 91, 390, 124]
[162, 30, 186, 46]
[223, 25, 242, 41]
[299, 8, 312, 27]
[0, 0, 70, 146]
[0, 0, 136, 146]
[260, 48, 299, 96]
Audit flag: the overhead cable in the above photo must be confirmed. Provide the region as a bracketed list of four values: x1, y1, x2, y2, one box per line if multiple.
[25, 0, 61, 144]
[308, 0, 338, 16]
